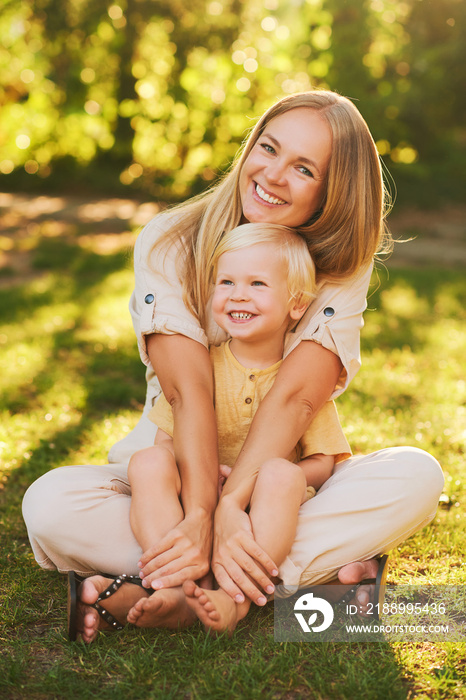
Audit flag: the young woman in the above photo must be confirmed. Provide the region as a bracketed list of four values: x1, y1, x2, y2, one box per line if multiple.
[22, 90, 443, 643]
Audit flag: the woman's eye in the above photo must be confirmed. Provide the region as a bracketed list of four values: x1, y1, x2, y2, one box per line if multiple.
[298, 165, 314, 178]
[260, 142, 275, 154]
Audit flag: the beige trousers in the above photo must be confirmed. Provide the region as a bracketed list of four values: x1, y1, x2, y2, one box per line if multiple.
[22, 431, 443, 584]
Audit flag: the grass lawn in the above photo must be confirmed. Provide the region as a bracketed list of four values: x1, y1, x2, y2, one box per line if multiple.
[0, 206, 465, 699]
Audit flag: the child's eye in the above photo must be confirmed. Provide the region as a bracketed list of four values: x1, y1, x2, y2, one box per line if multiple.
[219, 279, 233, 286]
[251, 280, 266, 286]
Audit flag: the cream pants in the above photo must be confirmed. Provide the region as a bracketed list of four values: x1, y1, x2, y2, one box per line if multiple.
[22, 414, 444, 585]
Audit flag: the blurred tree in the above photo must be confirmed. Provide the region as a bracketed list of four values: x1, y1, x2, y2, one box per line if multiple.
[0, 0, 464, 205]
[390, 0, 466, 202]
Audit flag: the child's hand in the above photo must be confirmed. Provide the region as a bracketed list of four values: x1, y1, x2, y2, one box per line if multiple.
[218, 464, 232, 497]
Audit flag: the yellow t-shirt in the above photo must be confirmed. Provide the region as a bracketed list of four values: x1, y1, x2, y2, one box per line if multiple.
[148, 340, 351, 468]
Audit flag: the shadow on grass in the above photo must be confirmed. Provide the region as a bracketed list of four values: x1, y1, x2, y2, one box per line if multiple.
[0, 241, 142, 414]
[0, 239, 144, 534]
[0, 240, 131, 324]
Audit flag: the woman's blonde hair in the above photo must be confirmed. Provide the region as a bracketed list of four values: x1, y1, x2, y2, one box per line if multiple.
[211, 223, 317, 310]
[151, 90, 392, 329]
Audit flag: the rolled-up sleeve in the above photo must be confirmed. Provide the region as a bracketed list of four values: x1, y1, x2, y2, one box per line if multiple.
[284, 263, 373, 399]
[129, 214, 208, 368]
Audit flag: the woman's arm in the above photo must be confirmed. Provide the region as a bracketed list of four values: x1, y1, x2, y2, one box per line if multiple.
[138, 332, 219, 589]
[213, 340, 342, 603]
[285, 263, 373, 397]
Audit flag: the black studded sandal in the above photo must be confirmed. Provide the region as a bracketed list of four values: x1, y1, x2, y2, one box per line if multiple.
[67, 571, 144, 641]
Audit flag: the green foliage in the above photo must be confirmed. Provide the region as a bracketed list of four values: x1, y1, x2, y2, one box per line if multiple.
[1, 0, 465, 205]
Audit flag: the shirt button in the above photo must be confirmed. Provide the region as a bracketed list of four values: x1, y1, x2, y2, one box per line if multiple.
[144, 293, 155, 304]
[324, 307, 335, 317]
[249, 374, 256, 381]
[245, 397, 252, 404]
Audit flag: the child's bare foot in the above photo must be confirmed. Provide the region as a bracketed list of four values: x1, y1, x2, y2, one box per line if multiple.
[77, 575, 149, 644]
[183, 580, 248, 636]
[127, 587, 196, 629]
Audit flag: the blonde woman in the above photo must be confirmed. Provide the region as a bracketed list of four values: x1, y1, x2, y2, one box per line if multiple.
[22, 90, 443, 642]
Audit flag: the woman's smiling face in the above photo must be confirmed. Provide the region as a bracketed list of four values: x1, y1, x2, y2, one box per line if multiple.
[239, 107, 332, 229]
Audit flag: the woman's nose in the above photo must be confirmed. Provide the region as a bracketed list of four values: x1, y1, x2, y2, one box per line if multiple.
[264, 158, 287, 185]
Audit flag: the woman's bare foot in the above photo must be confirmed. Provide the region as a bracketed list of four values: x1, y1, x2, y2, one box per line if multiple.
[337, 559, 379, 585]
[183, 580, 249, 636]
[337, 558, 381, 613]
[127, 587, 196, 629]
[77, 575, 149, 644]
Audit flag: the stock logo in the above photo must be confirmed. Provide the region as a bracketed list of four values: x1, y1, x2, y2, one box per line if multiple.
[293, 592, 334, 633]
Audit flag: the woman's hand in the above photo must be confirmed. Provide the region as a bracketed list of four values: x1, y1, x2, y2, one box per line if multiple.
[212, 497, 278, 606]
[138, 510, 212, 590]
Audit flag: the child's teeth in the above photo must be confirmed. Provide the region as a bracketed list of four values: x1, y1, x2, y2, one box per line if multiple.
[231, 312, 253, 319]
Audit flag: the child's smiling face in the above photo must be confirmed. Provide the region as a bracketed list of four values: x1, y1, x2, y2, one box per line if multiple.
[211, 242, 305, 348]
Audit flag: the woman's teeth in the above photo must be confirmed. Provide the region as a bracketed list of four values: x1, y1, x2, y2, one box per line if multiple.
[255, 183, 286, 205]
[230, 312, 253, 320]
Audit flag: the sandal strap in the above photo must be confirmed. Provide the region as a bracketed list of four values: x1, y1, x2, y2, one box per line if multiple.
[91, 573, 144, 631]
[92, 601, 126, 631]
[95, 573, 144, 602]
[338, 585, 359, 606]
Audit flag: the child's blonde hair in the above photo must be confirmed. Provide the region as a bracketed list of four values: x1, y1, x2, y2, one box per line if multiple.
[151, 90, 392, 329]
[211, 223, 316, 311]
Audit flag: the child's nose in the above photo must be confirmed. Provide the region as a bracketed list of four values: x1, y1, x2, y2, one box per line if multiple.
[230, 284, 250, 301]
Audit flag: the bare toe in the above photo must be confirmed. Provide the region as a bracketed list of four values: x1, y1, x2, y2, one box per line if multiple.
[183, 580, 197, 598]
[128, 588, 196, 629]
[184, 583, 241, 635]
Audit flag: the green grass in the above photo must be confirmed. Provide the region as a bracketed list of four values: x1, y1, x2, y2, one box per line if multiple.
[0, 228, 465, 699]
